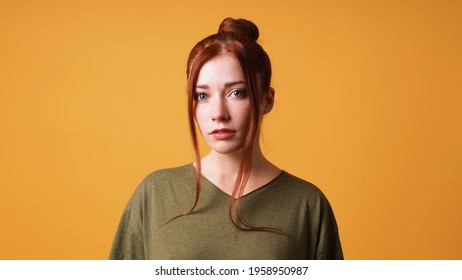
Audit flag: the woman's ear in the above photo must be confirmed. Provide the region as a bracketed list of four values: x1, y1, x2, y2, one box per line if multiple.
[262, 87, 275, 114]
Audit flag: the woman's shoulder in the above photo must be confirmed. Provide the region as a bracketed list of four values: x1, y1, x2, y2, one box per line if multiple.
[141, 163, 194, 185]
[274, 171, 340, 231]
[277, 171, 323, 194]
[126, 163, 195, 205]
[271, 170, 333, 206]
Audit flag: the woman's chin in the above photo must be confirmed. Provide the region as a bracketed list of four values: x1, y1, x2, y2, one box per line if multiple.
[209, 145, 244, 156]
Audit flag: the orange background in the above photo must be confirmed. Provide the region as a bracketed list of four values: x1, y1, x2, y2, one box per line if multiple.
[1, 0, 461, 259]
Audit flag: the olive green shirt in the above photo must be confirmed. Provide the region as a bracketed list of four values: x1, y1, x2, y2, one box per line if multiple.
[109, 164, 343, 260]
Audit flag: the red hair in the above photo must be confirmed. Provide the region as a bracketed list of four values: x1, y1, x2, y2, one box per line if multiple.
[178, 18, 280, 233]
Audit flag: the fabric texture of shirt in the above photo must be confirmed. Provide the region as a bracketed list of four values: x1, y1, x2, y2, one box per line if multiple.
[109, 164, 343, 260]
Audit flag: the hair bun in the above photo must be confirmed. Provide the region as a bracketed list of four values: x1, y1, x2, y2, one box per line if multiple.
[218, 18, 259, 41]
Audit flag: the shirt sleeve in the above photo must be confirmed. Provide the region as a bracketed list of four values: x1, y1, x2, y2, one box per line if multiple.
[109, 180, 148, 260]
[109, 208, 145, 260]
[315, 194, 344, 260]
[315, 226, 343, 260]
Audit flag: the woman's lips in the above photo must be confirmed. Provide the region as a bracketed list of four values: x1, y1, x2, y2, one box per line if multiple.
[210, 129, 236, 140]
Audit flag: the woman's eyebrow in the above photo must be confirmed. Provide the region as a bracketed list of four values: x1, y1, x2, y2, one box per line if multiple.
[196, 84, 209, 89]
[224, 80, 245, 87]
[195, 80, 245, 89]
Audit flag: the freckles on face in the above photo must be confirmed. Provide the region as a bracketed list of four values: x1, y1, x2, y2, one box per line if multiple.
[193, 53, 252, 154]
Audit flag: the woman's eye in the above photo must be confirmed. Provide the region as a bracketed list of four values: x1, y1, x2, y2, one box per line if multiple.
[230, 89, 248, 98]
[195, 93, 207, 101]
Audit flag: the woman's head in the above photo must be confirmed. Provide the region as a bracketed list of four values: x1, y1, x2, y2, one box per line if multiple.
[183, 18, 278, 232]
[186, 18, 274, 156]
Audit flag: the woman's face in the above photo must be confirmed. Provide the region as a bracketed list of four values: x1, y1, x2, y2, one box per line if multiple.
[194, 53, 251, 155]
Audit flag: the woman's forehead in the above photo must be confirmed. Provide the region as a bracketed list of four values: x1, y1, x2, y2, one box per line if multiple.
[196, 54, 245, 87]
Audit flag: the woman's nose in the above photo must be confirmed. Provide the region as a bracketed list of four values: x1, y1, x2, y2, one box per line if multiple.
[211, 99, 229, 122]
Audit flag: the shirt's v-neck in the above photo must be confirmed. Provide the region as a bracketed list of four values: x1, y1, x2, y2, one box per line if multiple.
[187, 163, 285, 199]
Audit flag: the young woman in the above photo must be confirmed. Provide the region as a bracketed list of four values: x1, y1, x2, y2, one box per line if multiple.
[110, 18, 343, 260]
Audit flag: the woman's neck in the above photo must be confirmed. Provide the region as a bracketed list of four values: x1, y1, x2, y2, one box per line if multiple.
[199, 144, 281, 195]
